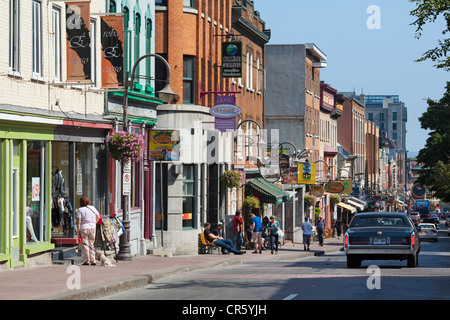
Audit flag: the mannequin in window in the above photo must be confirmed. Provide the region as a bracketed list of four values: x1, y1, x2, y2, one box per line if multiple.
[26, 206, 39, 242]
[52, 168, 66, 197]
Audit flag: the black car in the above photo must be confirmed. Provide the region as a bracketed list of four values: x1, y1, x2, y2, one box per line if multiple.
[344, 212, 421, 268]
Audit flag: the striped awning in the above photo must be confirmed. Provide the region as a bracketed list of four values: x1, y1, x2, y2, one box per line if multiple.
[337, 202, 356, 213]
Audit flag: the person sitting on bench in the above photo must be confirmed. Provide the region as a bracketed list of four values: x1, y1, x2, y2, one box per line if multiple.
[203, 222, 246, 255]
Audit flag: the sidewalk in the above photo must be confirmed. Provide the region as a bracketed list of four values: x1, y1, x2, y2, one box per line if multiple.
[0, 236, 344, 300]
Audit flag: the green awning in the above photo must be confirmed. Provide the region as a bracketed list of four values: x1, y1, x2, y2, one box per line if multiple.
[247, 178, 291, 205]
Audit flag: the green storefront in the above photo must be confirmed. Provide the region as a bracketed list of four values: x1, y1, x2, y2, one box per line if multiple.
[0, 119, 57, 269]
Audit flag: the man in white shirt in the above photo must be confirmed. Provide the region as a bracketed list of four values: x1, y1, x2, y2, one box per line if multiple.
[301, 216, 313, 251]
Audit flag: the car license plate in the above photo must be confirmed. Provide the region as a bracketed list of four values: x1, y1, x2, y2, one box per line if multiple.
[372, 237, 386, 245]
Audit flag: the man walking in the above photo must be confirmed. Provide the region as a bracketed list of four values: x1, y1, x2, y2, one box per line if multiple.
[301, 216, 313, 251]
[317, 216, 325, 246]
[250, 213, 263, 254]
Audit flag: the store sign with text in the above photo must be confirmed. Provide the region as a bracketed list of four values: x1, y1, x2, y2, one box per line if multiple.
[222, 41, 242, 78]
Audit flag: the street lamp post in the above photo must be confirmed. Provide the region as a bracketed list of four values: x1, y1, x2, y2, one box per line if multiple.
[117, 54, 179, 261]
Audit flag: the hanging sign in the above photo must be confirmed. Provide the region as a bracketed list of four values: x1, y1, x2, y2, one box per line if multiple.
[66, 1, 91, 82]
[211, 96, 241, 132]
[324, 181, 345, 194]
[100, 15, 124, 88]
[311, 185, 325, 197]
[222, 41, 242, 78]
[298, 162, 316, 185]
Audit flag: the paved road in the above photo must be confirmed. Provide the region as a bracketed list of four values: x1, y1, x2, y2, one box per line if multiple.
[102, 222, 450, 300]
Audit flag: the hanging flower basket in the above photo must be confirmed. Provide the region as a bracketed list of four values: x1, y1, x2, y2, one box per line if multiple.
[330, 195, 340, 207]
[304, 195, 315, 208]
[220, 170, 246, 189]
[107, 130, 145, 163]
[244, 195, 260, 209]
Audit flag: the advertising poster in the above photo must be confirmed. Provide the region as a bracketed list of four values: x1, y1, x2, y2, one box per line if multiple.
[149, 131, 180, 161]
[100, 15, 124, 88]
[66, 1, 91, 82]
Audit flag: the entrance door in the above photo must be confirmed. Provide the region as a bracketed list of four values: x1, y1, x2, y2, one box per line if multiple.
[11, 167, 20, 263]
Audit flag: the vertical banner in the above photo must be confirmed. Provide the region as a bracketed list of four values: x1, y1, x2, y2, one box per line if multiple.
[100, 15, 124, 88]
[66, 1, 91, 82]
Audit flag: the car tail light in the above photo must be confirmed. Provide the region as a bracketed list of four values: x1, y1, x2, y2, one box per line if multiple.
[411, 233, 415, 249]
[344, 234, 349, 249]
[432, 229, 437, 233]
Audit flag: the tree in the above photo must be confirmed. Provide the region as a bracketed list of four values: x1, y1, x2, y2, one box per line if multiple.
[410, 0, 450, 71]
[417, 82, 450, 202]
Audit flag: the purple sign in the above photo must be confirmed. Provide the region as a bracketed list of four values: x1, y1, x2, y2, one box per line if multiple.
[211, 95, 241, 132]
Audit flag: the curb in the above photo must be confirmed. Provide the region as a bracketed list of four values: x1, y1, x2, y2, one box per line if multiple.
[47, 246, 343, 300]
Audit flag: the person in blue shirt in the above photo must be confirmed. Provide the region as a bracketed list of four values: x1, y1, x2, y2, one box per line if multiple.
[268, 216, 281, 254]
[301, 216, 313, 251]
[250, 212, 263, 254]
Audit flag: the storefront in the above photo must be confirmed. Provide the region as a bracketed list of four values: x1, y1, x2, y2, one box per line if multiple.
[0, 114, 112, 269]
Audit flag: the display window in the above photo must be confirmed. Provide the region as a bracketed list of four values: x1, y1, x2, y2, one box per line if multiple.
[182, 164, 196, 229]
[51, 142, 71, 237]
[0, 139, 3, 253]
[26, 140, 48, 244]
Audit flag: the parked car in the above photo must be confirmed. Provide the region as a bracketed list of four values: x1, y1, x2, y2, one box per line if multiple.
[344, 212, 420, 268]
[418, 223, 438, 242]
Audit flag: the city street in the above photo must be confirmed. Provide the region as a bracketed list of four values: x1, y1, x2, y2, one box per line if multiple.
[102, 221, 450, 300]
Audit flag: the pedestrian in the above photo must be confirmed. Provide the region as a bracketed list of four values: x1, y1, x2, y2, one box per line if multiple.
[233, 210, 244, 251]
[250, 212, 263, 254]
[301, 216, 313, 251]
[203, 222, 246, 255]
[76, 196, 101, 265]
[335, 218, 342, 239]
[317, 216, 325, 246]
[268, 216, 281, 254]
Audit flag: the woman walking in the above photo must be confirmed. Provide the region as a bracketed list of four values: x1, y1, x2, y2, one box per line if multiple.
[76, 196, 100, 265]
[268, 216, 281, 254]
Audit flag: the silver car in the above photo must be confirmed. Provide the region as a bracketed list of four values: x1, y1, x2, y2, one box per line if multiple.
[418, 223, 438, 242]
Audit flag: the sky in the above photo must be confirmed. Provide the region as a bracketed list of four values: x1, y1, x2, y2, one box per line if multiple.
[255, 0, 449, 153]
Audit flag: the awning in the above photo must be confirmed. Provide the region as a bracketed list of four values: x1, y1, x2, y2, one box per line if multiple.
[347, 199, 365, 211]
[324, 144, 338, 157]
[247, 178, 291, 205]
[337, 202, 356, 213]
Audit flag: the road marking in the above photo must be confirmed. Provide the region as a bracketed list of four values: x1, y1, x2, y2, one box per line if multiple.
[283, 294, 298, 300]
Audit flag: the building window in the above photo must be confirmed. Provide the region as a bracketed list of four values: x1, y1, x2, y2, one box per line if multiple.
[379, 113, 384, 121]
[32, 0, 43, 76]
[379, 122, 384, 131]
[9, 0, 20, 73]
[145, 18, 152, 87]
[52, 6, 61, 81]
[183, 0, 195, 8]
[183, 165, 196, 229]
[368, 113, 373, 121]
[392, 112, 397, 121]
[109, 0, 116, 13]
[393, 123, 397, 131]
[134, 13, 141, 79]
[183, 55, 195, 104]
[155, 0, 168, 6]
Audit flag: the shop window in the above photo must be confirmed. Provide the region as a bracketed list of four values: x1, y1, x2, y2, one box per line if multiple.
[0, 140, 2, 252]
[27, 141, 48, 243]
[182, 165, 196, 229]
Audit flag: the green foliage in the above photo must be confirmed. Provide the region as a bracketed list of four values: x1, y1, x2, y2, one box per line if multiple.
[409, 0, 450, 71]
[304, 196, 315, 207]
[330, 195, 341, 207]
[417, 82, 450, 202]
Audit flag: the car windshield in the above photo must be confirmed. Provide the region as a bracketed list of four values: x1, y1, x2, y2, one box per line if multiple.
[350, 215, 408, 228]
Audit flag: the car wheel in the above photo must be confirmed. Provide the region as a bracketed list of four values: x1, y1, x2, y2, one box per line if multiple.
[346, 255, 361, 268]
[407, 254, 418, 268]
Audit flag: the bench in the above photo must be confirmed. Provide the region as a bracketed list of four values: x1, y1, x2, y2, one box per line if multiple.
[198, 233, 220, 254]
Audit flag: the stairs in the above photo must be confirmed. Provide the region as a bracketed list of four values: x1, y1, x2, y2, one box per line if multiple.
[51, 246, 82, 265]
